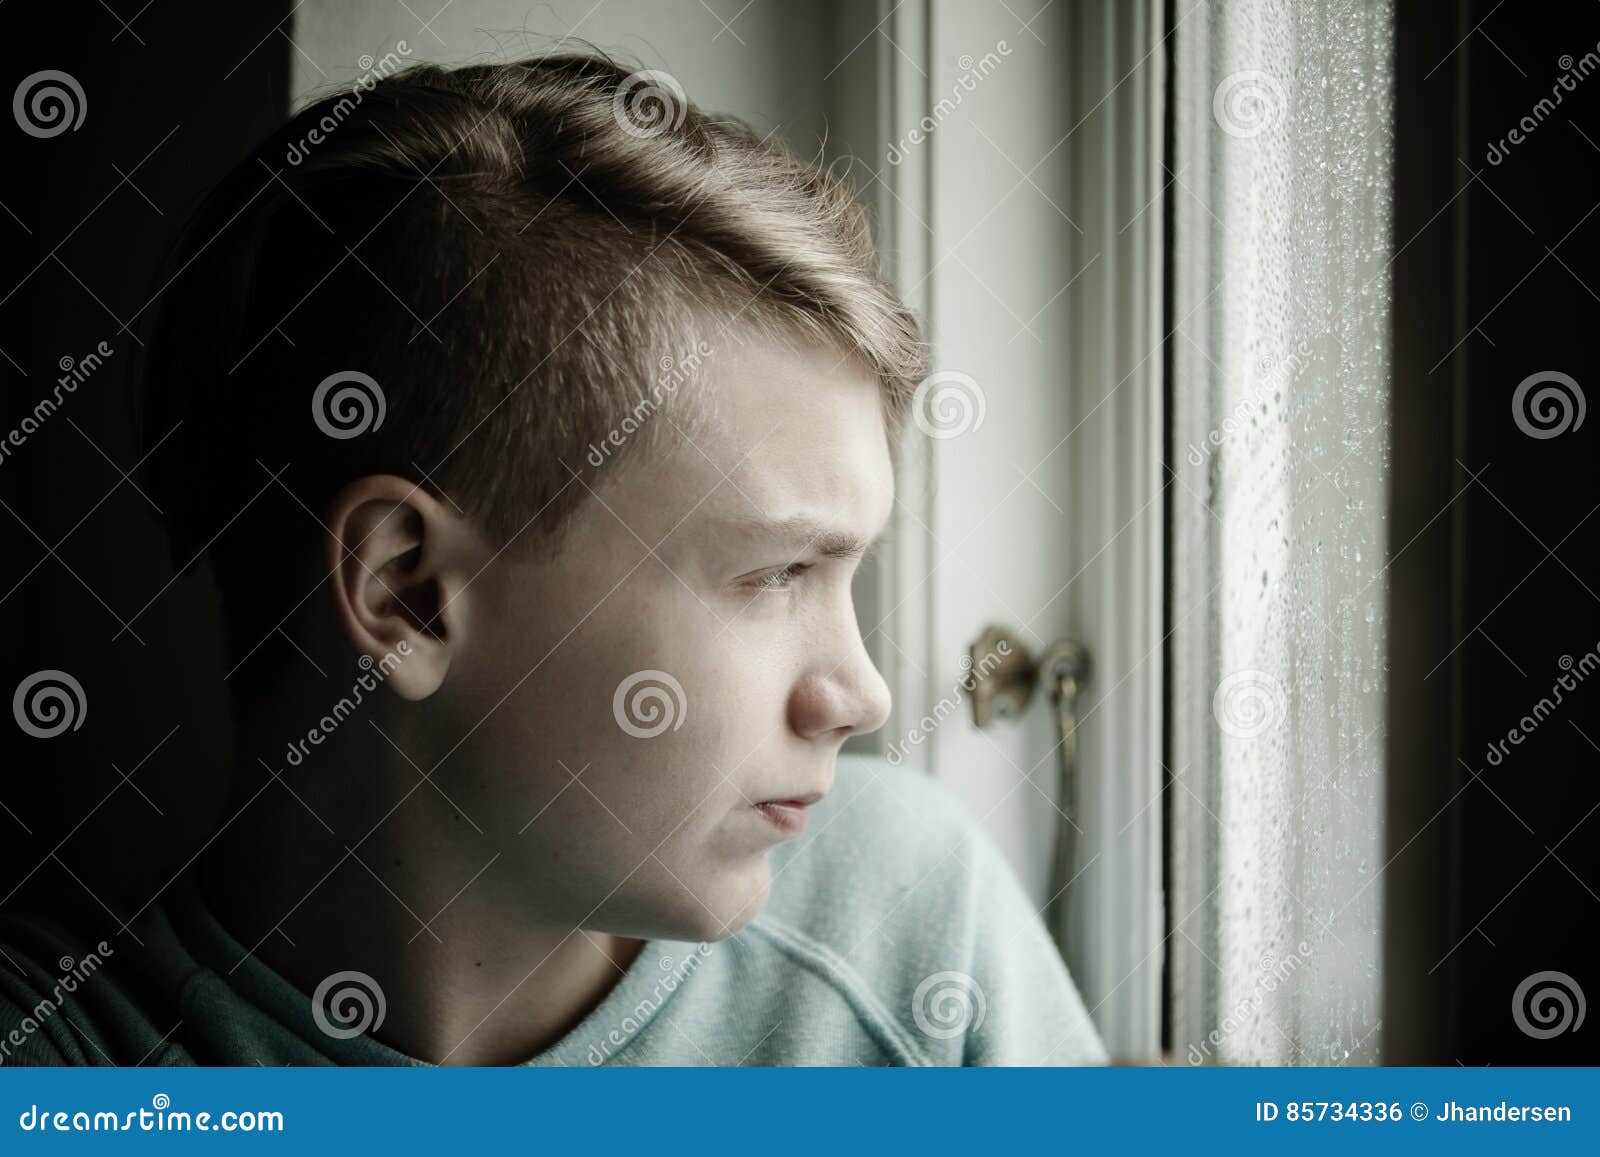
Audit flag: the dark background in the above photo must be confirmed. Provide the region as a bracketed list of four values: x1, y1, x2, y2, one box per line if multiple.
[1385, 0, 1599, 1064]
[0, 2, 289, 925]
[0, 0, 1595, 1064]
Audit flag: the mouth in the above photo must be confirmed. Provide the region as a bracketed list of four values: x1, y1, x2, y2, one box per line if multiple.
[751, 790, 825, 836]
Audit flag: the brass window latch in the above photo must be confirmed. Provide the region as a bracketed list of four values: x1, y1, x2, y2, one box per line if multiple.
[964, 623, 1093, 949]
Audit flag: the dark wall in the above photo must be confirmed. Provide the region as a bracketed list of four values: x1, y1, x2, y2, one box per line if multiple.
[0, 2, 290, 918]
[1388, 0, 1599, 1062]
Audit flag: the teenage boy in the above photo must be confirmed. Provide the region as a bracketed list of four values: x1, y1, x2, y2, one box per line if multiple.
[0, 54, 1106, 1067]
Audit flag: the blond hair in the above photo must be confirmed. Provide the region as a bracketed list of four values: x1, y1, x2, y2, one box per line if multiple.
[138, 52, 927, 669]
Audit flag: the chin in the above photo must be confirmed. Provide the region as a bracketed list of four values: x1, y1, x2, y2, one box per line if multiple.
[591, 850, 775, 942]
[665, 856, 774, 942]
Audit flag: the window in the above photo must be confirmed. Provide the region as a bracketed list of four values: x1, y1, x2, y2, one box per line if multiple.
[1168, 0, 1394, 1064]
[863, 0, 1393, 1064]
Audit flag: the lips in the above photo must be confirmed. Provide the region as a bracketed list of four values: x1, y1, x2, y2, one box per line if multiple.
[759, 790, 825, 808]
[751, 789, 825, 836]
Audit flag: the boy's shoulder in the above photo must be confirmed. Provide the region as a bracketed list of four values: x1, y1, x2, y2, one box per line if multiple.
[0, 901, 179, 1066]
[752, 755, 1005, 1041]
[763, 753, 991, 910]
[760, 752, 1012, 948]
[751, 753, 1107, 1065]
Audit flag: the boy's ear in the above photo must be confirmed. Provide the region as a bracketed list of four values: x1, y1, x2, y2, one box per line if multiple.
[323, 474, 481, 701]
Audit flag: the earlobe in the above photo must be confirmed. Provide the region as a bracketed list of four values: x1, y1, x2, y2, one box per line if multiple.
[323, 475, 472, 701]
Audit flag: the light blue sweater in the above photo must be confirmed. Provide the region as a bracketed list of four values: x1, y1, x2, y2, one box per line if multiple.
[0, 757, 1107, 1066]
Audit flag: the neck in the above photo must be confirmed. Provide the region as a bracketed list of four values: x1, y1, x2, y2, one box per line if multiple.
[199, 761, 644, 1065]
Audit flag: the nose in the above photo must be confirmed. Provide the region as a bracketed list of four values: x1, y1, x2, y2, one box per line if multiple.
[788, 633, 893, 742]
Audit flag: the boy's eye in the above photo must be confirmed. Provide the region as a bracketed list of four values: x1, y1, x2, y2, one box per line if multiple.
[751, 562, 812, 592]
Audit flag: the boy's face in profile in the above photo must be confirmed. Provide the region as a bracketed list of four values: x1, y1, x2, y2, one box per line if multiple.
[420, 329, 895, 943]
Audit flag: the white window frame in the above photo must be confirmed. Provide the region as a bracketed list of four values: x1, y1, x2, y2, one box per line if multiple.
[860, 0, 1167, 1061]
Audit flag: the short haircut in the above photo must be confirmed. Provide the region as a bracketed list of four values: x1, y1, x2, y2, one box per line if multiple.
[136, 52, 927, 680]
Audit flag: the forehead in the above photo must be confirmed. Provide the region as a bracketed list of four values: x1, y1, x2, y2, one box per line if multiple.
[612, 327, 895, 544]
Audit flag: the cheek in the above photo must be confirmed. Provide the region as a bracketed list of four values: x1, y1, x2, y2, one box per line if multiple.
[493, 662, 734, 841]
[457, 559, 792, 813]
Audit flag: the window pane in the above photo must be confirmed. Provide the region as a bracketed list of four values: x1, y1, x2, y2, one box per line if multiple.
[1170, 0, 1394, 1065]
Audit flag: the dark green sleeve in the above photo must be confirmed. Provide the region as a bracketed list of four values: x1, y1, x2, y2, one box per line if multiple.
[0, 917, 160, 1067]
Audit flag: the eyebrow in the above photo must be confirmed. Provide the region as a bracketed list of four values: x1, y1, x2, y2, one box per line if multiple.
[721, 513, 889, 561]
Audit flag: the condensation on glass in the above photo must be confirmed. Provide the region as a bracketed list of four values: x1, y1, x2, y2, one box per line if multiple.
[1170, 0, 1393, 1065]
